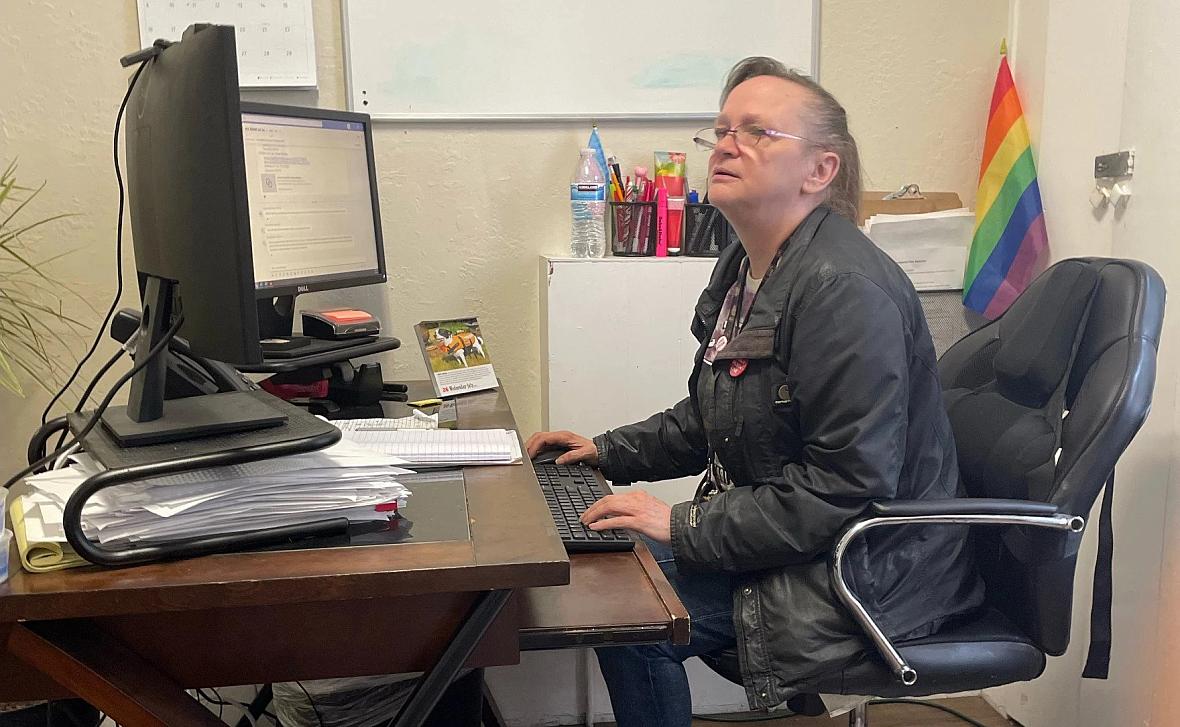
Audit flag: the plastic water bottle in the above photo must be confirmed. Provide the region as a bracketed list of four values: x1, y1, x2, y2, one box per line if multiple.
[570, 148, 606, 257]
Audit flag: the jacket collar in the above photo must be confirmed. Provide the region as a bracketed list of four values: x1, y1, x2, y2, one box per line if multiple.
[694, 205, 831, 337]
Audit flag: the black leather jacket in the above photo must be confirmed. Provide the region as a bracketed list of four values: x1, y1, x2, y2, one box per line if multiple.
[594, 206, 984, 708]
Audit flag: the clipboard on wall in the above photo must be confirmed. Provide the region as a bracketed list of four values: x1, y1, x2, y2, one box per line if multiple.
[858, 190, 964, 227]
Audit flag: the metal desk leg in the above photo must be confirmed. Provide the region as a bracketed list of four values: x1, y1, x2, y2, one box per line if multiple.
[848, 702, 868, 727]
[234, 684, 272, 727]
[481, 676, 507, 727]
[389, 589, 513, 727]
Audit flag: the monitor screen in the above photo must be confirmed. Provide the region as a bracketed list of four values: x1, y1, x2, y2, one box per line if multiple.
[240, 107, 385, 294]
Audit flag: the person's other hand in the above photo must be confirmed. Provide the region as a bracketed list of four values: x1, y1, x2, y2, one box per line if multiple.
[581, 490, 672, 545]
[525, 430, 598, 466]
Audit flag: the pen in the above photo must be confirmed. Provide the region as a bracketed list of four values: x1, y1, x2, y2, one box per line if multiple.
[608, 156, 623, 191]
[609, 166, 626, 203]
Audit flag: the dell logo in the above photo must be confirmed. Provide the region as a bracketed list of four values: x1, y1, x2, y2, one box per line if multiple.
[297, 285, 310, 293]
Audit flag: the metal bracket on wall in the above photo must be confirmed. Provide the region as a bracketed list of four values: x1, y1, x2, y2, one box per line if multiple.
[1094, 150, 1134, 179]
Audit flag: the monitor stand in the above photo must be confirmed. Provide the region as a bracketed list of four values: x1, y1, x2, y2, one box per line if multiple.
[261, 335, 380, 359]
[257, 293, 301, 342]
[100, 275, 288, 447]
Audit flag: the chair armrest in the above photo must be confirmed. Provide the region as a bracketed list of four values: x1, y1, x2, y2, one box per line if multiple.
[870, 498, 1061, 518]
[829, 500, 1083, 688]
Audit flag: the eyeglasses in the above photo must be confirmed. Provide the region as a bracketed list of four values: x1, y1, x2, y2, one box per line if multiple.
[693, 124, 815, 151]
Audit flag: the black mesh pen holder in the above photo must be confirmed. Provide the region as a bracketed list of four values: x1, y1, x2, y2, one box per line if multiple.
[683, 203, 738, 257]
[610, 201, 657, 256]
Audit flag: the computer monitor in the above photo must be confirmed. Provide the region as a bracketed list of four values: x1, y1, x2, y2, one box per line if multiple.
[239, 103, 386, 341]
[124, 23, 259, 368]
[108, 23, 384, 446]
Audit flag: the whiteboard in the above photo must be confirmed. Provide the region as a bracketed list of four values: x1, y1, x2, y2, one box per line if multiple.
[137, 0, 317, 88]
[343, 0, 818, 120]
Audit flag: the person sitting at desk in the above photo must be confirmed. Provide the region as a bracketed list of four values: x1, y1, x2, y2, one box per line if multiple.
[526, 56, 984, 726]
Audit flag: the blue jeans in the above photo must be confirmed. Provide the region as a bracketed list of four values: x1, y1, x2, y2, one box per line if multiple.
[595, 536, 737, 727]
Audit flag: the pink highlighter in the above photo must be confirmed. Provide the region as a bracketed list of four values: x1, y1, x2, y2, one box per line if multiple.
[655, 188, 669, 257]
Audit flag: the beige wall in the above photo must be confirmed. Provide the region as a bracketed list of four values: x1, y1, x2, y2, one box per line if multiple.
[0, 1, 1007, 481]
[1113, 3, 1180, 720]
[987, 1, 1180, 726]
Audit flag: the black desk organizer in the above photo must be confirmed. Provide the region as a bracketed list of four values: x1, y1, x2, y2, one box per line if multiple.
[60, 391, 347, 566]
[683, 203, 739, 257]
[54, 313, 413, 566]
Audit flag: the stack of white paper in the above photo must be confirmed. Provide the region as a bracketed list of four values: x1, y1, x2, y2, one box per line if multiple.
[19, 438, 413, 547]
[863, 208, 975, 291]
[337, 428, 522, 467]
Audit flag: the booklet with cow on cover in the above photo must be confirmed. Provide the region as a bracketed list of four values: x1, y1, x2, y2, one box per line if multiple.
[414, 317, 498, 397]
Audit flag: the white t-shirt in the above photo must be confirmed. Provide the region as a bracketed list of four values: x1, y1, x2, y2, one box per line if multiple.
[746, 270, 763, 296]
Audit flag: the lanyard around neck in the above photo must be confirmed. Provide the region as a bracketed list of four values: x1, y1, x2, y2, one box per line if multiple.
[722, 247, 784, 341]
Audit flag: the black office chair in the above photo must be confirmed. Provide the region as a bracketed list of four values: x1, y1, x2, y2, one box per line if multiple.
[918, 289, 989, 358]
[701, 258, 1165, 725]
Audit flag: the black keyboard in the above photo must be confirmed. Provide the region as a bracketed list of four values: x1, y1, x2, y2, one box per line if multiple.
[533, 462, 635, 553]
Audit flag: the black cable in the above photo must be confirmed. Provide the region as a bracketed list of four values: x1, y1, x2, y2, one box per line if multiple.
[3, 313, 183, 490]
[196, 687, 228, 720]
[210, 687, 225, 721]
[52, 348, 126, 452]
[293, 681, 325, 727]
[39, 59, 147, 425]
[26, 416, 69, 469]
[73, 348, 127, 414]
[869, 699, 992, 727]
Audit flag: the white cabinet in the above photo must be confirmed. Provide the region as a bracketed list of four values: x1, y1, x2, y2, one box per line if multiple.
[539, 255, 717, 503]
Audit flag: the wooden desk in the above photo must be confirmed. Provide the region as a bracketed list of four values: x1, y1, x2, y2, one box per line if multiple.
[382, 386, 689, 652]
[518, 494, 690, 651]
[0, 385, 687, 726]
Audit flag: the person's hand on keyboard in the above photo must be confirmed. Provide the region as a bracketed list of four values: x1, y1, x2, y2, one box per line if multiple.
[525, 430, 599, 466]
[581, 489, 672, 545]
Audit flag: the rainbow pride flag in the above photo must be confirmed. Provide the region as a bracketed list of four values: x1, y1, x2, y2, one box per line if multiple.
[963, 48, 1049, 318]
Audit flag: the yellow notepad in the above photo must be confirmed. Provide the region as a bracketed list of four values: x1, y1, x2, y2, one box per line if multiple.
[8, 496, 86, 573]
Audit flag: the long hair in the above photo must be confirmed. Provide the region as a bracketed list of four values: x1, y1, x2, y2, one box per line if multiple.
[721, 57, 862, 222]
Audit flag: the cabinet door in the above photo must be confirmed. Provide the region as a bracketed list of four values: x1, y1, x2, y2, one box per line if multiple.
[541, 258, 715, 503]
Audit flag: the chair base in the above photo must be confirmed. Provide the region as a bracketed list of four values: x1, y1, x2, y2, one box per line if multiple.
[848, 702, 868, 726]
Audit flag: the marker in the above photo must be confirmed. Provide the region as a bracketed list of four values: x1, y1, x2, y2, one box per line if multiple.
[655, 187, 668, 257]
[608, 166, 626, 202]
[608, 156, 623, 192]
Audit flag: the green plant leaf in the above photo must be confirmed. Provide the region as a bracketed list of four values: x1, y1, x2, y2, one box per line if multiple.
[0, 337, 23, 395]
[0, 179, 46, 230]
[0, 162, 88, 399]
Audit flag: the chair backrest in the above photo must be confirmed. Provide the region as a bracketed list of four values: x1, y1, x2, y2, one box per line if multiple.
[937, 258, 1164, 654]
[917, 290, 988, 358]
